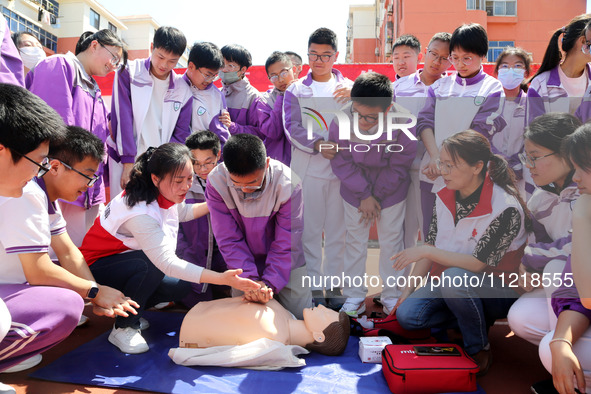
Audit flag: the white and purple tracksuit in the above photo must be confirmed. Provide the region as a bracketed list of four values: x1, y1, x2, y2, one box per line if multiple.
[416, 68, 505, 236]
[221, 77, 260, 136]
[0, 180, 84, 372]
[255, 88, 291, 165]
[176, 174, 226, 307]
[182, 73, 230, 145]
[206, 159, 312, 319]
[527, 64, 591, 124]
[108, 57, 193, 196]
[330, 102, 417, 303]
[26, 52, 109, 210]
[0, 15, 24, 87]
[507, 181, 579, 346]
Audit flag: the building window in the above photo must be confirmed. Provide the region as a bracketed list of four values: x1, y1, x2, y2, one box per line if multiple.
[488, 41, 515, 62]
[90, 8, 100, 30]
[486, 1, 516, 16]
[467, 0, 485, 10]
[1, 6, 57, 52]
[108, 22, 117, 33]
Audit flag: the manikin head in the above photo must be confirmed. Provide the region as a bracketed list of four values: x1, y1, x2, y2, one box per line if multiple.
[303, 305, 350, 356]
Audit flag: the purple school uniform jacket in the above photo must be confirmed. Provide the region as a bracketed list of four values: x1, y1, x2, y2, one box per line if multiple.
[255, 88, 291, 165]
[329, 102, 416, 209]
[26, 53, 108, 208]
[221, 77, 260, 136]
[206, 159, 304, 293]
[0, 16, 24, 87]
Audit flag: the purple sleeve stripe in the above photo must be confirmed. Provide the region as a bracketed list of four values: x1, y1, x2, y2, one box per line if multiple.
[5, 246, 49, 254]
[51, 227, 67, 236]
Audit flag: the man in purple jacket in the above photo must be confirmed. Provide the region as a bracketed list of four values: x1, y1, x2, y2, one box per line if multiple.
[0, 15, 25, 87]
[254, 51, 296, 165]
[330, 72, 417, 316]
[206, 134, 313, 319]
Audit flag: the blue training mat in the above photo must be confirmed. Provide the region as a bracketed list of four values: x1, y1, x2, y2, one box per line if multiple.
[30, 310, 485, 394]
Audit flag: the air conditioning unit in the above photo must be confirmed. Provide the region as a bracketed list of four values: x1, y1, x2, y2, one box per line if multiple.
[387, 4, 394, 15]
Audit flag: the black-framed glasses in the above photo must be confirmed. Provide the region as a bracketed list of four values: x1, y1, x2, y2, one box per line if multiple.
[197, 68, 219, 82]
[100, 43, 122, 69]
[350, 105, 380, 125]
[269, 69, 291, 83]
[518, 152, 555, 168]
[56, 159, 99, 186]
[15, 151, 50, 178]
[307, 53, 335, 63]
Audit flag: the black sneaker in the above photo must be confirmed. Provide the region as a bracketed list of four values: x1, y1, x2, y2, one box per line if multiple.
[326, 287, 345, 310]
[530, 379, 559, 394]
[312, 290, 327, 307]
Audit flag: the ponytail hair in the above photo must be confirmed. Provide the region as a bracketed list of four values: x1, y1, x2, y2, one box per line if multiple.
[124, 143, 192, 208]
[529, 13, 591, 83]
[442, 130, 532, 232]
[75, 29, 128, 67]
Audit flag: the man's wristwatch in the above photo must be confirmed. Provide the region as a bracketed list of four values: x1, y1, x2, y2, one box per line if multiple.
[85, 281, 99, 300]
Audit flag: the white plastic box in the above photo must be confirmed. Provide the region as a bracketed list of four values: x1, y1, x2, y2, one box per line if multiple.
[358, 336, 393, 363]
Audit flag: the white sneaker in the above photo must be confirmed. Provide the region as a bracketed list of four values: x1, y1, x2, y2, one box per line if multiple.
[76, 314, 89, 327]
[1, 354, 42, 373]
[381, 298, 399, 316]
[139, 317, 150, 331]
[108, 326, 149, 354]
[340, 298, 366, 317]
[0, 382, 15, 394]
[153, 301, 173, 310]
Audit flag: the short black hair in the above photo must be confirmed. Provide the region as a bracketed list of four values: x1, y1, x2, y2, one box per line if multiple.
[11, 31, 40, 48]
[48, 126, 104, 166]
[265, 51, 292, 75]
[449, 23, 488, 57]
[284, 51, 302, 65]
[186, 130, 221, 156]
[566, 123, 591, 172]
[308, 28, 338, 51]
[351, 72, 393, 111]
[428, 32, 451, 47]
[392, 34, 421, 53]
[153, 26, 187, 57]
[222, 134, 266, 176]
[188, 42, 223, 70]
[221, 44, 252, 69]
[0, 83, 66, 163]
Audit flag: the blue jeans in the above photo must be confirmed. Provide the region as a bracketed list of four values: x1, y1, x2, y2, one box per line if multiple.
[90, 250, 191, 329]
[396, 267, 518, 354]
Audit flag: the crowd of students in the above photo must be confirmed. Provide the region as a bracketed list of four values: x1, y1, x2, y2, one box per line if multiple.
[0, 10, 591, 394]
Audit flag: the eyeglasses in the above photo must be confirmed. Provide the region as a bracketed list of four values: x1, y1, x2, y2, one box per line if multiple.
[518, 152, 555, 168]
[56, 159, 99, 186]
[582, 40, 591, 55]
[269, 69, 291, 83]
[198, 68, 219, 82]
[436, 159, 457, 175]
[100, 43, 122, 69]
[427, 49, 450, 64]
[307, 53, 335, 63]
[228, 171, 266, 191]
[498, 64, 526, 70]
[350, 105, 380, 125]
[222, 63, 239, 72]
[448, 55, 474, 66]
[194, 161, 217, 170]
[18, 153, 50, 178]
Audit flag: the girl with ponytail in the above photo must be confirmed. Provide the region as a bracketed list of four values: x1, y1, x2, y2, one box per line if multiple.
[390, 129, 529, 376]
[25, 29, 128, 248]
[527, 14, 591, 124]
[505, 113, 584, 391]
[79, 143, 259, 354]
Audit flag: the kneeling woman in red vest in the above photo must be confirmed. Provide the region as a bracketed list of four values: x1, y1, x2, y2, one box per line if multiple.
[391, 130, 531, 376]
[80, 143, 259, 354]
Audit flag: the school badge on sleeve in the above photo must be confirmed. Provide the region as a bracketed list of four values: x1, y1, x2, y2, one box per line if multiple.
[174, 102, 181, 111]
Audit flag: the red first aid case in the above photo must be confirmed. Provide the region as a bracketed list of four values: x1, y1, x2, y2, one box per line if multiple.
[381, 343, 479, 394]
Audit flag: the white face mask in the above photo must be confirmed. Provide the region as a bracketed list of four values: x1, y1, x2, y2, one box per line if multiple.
[19, 46, 46, 70]
[497, 68, 525, 90]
